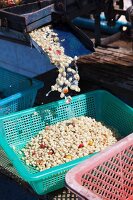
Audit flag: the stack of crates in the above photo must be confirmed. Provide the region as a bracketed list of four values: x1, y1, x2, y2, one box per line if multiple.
[0, 67, 44, 116]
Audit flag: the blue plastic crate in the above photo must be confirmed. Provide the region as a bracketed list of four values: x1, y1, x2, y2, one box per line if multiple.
[0, 67, 44, 116]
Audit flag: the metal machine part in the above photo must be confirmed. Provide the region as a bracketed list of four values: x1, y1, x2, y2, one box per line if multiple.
[54, 0, 133, 46]
[126, 5, 133, 50]
[0, 0, 130, 48]
[126, 6, 133, 24]
[104, 0, 124, 26]
[54, 0, 124, 24]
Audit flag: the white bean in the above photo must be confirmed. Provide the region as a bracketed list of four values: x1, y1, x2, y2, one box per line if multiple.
[21, 116, 117, 171]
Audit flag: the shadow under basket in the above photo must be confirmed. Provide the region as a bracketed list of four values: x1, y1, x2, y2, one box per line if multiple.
[0, 67, 44, 116]
[66, 133, 133, 200]
[0, 90, 133, 195]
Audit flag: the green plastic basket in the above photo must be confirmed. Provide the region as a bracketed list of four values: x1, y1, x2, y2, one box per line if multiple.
[0, 90, 133, 195]
[0, 67, 44, 116]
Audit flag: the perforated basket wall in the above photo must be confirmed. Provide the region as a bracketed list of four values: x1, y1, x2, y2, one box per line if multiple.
[66, 133, 133, 200]
[0, 90, 133, 195]
[0, 67, 43, 116]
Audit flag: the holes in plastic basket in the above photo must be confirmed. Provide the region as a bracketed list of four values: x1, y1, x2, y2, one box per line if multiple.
[2, 95, 97, 147]
[80, 149, 133, 200]
[21, 159, 37, 174]
[3, 112, 45, 146]
[123, 179, 132, 188]
[102, 103, 133, 138]
[129, 145, 133, 151]
[122, 155, 130, 164]
[0, 103, 17, 116]
[36, 97, 96, 126]
[39, 109, 53, 121]
[42, 174, 65, 193]
[68, 96, 97, 119]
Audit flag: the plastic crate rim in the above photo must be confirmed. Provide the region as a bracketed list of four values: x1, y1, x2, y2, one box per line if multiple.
[65, 133, 133, 195]
[0, 89, 132, 120]
[0, 79, 44, 106]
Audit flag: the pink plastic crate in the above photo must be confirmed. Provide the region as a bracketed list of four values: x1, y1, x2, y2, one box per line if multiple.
[66, 133, 133, 200]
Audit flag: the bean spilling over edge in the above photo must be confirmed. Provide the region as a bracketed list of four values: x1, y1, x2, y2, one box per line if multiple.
[30, 26, 80, 104]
